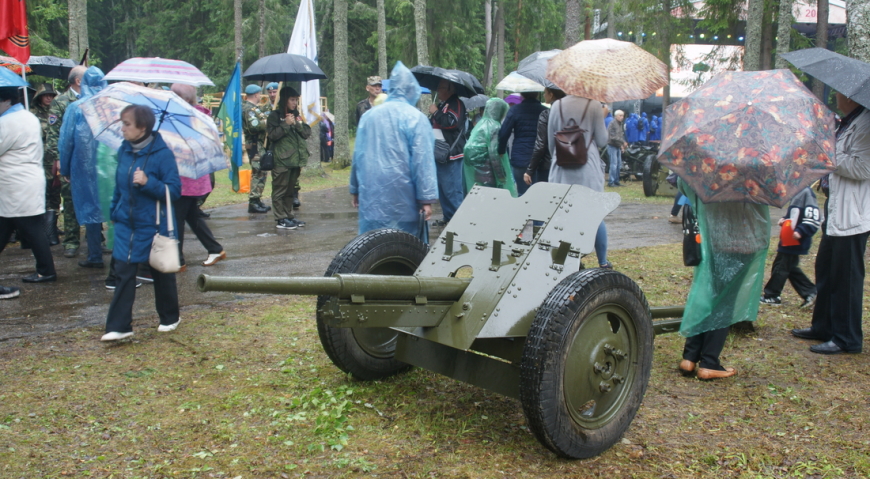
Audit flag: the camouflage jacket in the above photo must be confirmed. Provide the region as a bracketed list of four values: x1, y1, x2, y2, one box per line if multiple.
[30, 102, 54, 166]
[46, 88, 79, 166]
[242, 100, 268, 155]
[266, 109, 311, 169]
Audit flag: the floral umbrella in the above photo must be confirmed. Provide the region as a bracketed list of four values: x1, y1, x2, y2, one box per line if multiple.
[657, 69, 836, 207]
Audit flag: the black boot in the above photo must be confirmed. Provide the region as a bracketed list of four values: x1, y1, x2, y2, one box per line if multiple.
[293, 193, 301, 209]
[45, 210, 60, 246]
[257, 200, 272, 212]
[248, 202, 269, 214]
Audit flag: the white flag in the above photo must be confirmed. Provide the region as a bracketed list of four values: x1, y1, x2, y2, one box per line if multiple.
[287, 0, 321, 126]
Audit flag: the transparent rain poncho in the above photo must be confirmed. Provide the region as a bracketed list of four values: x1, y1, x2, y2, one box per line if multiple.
[679, 181, 771, 337]
[462, 97, 517, 197]
[350, 61, 438, 242]
[58, 66, 114, 227]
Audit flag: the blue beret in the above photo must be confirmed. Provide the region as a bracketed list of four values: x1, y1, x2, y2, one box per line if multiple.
[245, 84, 262, 95]
[266, 82, 279, 91]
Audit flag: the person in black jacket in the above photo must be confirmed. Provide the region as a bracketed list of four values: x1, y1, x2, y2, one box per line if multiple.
[428, 80, 467, 225]
[498, 92, 546, 196]
[524, 88, 565, 188]
[760, 187, 820, 307]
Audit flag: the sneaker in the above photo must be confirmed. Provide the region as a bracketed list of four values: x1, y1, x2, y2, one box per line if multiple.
[101, 331, 134, 341]
[105, 280, 143, 290]
[800, 294, 817, 309]
[63, 246, 78, 258]
[276, 219, 297, 230]
[286, 219, 305, 228]
[136, 274, 154, 284]
[668, 215, 681, 224]
[0, 285, 21, 299]
[760, 296, 781, 305]
[158, 319, 180, 332]
[599, 262, 614, 269]
[202, 251, 226, 266]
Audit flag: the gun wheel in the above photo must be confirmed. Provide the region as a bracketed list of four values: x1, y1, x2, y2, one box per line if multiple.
[316, 229, 426, 380]
[520, 269, 653, 459]
[643, 154, 660, 197]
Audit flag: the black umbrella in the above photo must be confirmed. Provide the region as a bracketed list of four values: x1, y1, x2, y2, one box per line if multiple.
[27, 56, 77, 80]
[516, 49, 561, 90]
[780, 48, 870, 110]
[460, 94, 489, 110]
[410, 65, 484, 98]
[243, 53, 327, 82]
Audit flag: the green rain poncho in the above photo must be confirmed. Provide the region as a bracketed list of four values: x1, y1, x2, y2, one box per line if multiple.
[679, 181, 771, 337]
[462, 98, 518, 197]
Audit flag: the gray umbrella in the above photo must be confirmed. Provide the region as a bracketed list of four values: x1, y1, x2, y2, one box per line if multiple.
[516, 49, 562, 90]
[779, 48, 870, 110]
[460, 94, 489, 110]
[27, 56, 78, 80]
[410, 65, 484, 98]
[243, 53, 327, 82]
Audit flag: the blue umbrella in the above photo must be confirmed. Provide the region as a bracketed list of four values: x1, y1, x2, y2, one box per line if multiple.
[0, 66, 28, 88]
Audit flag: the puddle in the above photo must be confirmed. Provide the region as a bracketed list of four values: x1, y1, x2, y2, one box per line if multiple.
[257, 233, 277, 237]
[319, 212, 359, 220]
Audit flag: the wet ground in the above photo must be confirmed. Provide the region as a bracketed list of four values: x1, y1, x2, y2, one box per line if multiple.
[0, 187, 783, 343]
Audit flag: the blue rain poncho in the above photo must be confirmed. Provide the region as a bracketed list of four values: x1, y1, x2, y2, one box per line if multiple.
[58, 66, 114, 226]
[679, 181, 771, 337]
[463, 97, 517, 197]
[350, 61, 437, 242]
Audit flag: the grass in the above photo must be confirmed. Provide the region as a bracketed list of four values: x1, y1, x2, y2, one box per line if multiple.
[2, 235, 869, 478]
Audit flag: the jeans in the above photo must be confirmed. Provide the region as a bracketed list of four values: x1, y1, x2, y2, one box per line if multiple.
[436, 159, 464, 222]
[595, 221, 608, 266]
[607, 145, 622, 186]
[671, 192, 684, 216]
[512, 166, 529, 196]
[85, 223, 103, 264]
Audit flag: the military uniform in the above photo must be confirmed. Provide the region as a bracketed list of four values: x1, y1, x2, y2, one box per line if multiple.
[31, 98, 60, 211]
[47, 88, 80, 254]
[266, 107, 310, 227]
[242, 99, 270, 208]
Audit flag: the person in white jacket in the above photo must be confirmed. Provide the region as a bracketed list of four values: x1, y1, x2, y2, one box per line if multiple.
[792, 92, 870, 354]
[0, 87, 58, 296]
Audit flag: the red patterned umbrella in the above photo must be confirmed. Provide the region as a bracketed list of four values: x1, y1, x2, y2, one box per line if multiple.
[657, 69, 836, 207]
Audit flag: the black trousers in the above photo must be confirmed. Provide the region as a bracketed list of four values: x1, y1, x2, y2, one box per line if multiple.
[0, 214, 56, 277]
[682, 326, 730, 370]
[763, 252, 816, 299]
[811, 231, 869, 352]
[105, 259, 179, 333]
[174, 196, 222, 265]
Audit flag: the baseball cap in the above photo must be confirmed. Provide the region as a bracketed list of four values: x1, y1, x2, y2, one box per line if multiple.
[367, 76, 382, 86]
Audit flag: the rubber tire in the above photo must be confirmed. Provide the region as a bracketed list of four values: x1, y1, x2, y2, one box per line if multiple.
[519, 269, 654, 459]
[642, 154, 660, 197]
[316, 229, 426, 380]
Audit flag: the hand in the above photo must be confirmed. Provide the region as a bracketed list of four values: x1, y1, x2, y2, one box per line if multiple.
[421, 204, 432, 221]
[351, 194, 359, 208]
[777, 218, 785, 226]
[523, 173, 532, 185]
[793, 231, 802, 240]
[428, 104, 438, 115]
[285, 114, 296, 125]
[132, 167, 148, 186]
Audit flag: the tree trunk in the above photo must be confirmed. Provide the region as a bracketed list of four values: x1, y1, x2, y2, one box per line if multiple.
[744, 0, 764, 71]
[259, 0, 266, 59]
[333, 0, 351, 168]
[661, 0, 672, 118]
[485, 0, 492, 86]
[79, 0, 89, 61]
[413, 0, 429, 65]
[774, 0, 794, 69]
[514, 0, 523, 63]
[565, 0, 581, 47]
[761, 3, 774, 69]
[68, 0, 89, 61]
[483, 4, 500, 90]
[234, 0, 243, 62]
[607, 0, 616, 38]
[497, 2, 505, 98]
[812, 0, 829, 99]
[377, 0, 388, 77]
[847, 0, 870, 62]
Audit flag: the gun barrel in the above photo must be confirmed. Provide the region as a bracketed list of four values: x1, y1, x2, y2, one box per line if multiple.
[197, 274, 471, 302]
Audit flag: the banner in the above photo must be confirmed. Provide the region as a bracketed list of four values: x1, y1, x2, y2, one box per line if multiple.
[217, 62, 244, 192]
[287, 0, 321, 126]
[0, 0, 31, 64]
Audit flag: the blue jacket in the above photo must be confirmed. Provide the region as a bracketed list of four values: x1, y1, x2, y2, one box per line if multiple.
[497, 98, 546, 169]
[111, 132, 181, 264]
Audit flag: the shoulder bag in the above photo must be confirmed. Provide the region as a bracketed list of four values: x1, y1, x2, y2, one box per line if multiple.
[554, 100, 593, 168]
[149, 185, 182, 273]
[259, 131, 275, 171]
[433, 113, 466, 164]
[682, 197, 702, 267]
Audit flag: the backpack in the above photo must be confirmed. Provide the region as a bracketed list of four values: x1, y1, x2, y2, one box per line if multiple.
[553, 100, 593, 168]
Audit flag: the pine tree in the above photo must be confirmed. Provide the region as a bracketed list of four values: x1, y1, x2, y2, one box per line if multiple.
[333, 0, 350, 167]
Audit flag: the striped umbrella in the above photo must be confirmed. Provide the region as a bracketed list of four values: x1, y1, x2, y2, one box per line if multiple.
[104, 57, 214, 86]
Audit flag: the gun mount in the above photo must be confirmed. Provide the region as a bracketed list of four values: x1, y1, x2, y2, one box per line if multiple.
[199, 182, 684, 459]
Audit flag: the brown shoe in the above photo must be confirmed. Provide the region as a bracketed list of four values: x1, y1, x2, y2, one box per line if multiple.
[678, 359, 696, 376]
[697, 367, 737, 380]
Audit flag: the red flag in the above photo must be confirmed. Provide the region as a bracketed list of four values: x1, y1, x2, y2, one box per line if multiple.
[0, 0, 30, 64]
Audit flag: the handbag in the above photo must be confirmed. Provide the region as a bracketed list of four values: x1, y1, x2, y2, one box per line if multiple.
[149, 185, 182, 274]
[553, 100, 593, 168]
[682, 199, 702, 267]
[433, 117, 466, 164]
[259, 135, 275, 171]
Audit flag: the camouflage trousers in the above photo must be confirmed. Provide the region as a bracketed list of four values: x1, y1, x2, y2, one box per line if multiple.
[44, 164, 61, 212]
[61, 181, 79, 248]
[247, 154, 269, 203]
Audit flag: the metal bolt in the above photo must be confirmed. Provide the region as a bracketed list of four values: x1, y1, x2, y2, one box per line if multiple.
[612, 374, 625, 384]
[599, 382, 612, 393]
[593, 362, 606, 374]
[462, 302, 471, 310]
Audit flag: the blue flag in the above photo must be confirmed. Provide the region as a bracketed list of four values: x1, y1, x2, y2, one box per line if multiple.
[217, 62, 244, 192]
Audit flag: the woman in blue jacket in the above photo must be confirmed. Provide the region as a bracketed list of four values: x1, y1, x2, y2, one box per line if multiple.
[102, 105, 182, 341]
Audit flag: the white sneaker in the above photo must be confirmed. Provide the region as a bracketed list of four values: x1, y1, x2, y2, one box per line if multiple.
[158, 319, 180, 332]
[101, 331, 134, 341]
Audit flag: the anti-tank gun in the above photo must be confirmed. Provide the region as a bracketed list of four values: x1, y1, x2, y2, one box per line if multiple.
[198, 182, 683, 459]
